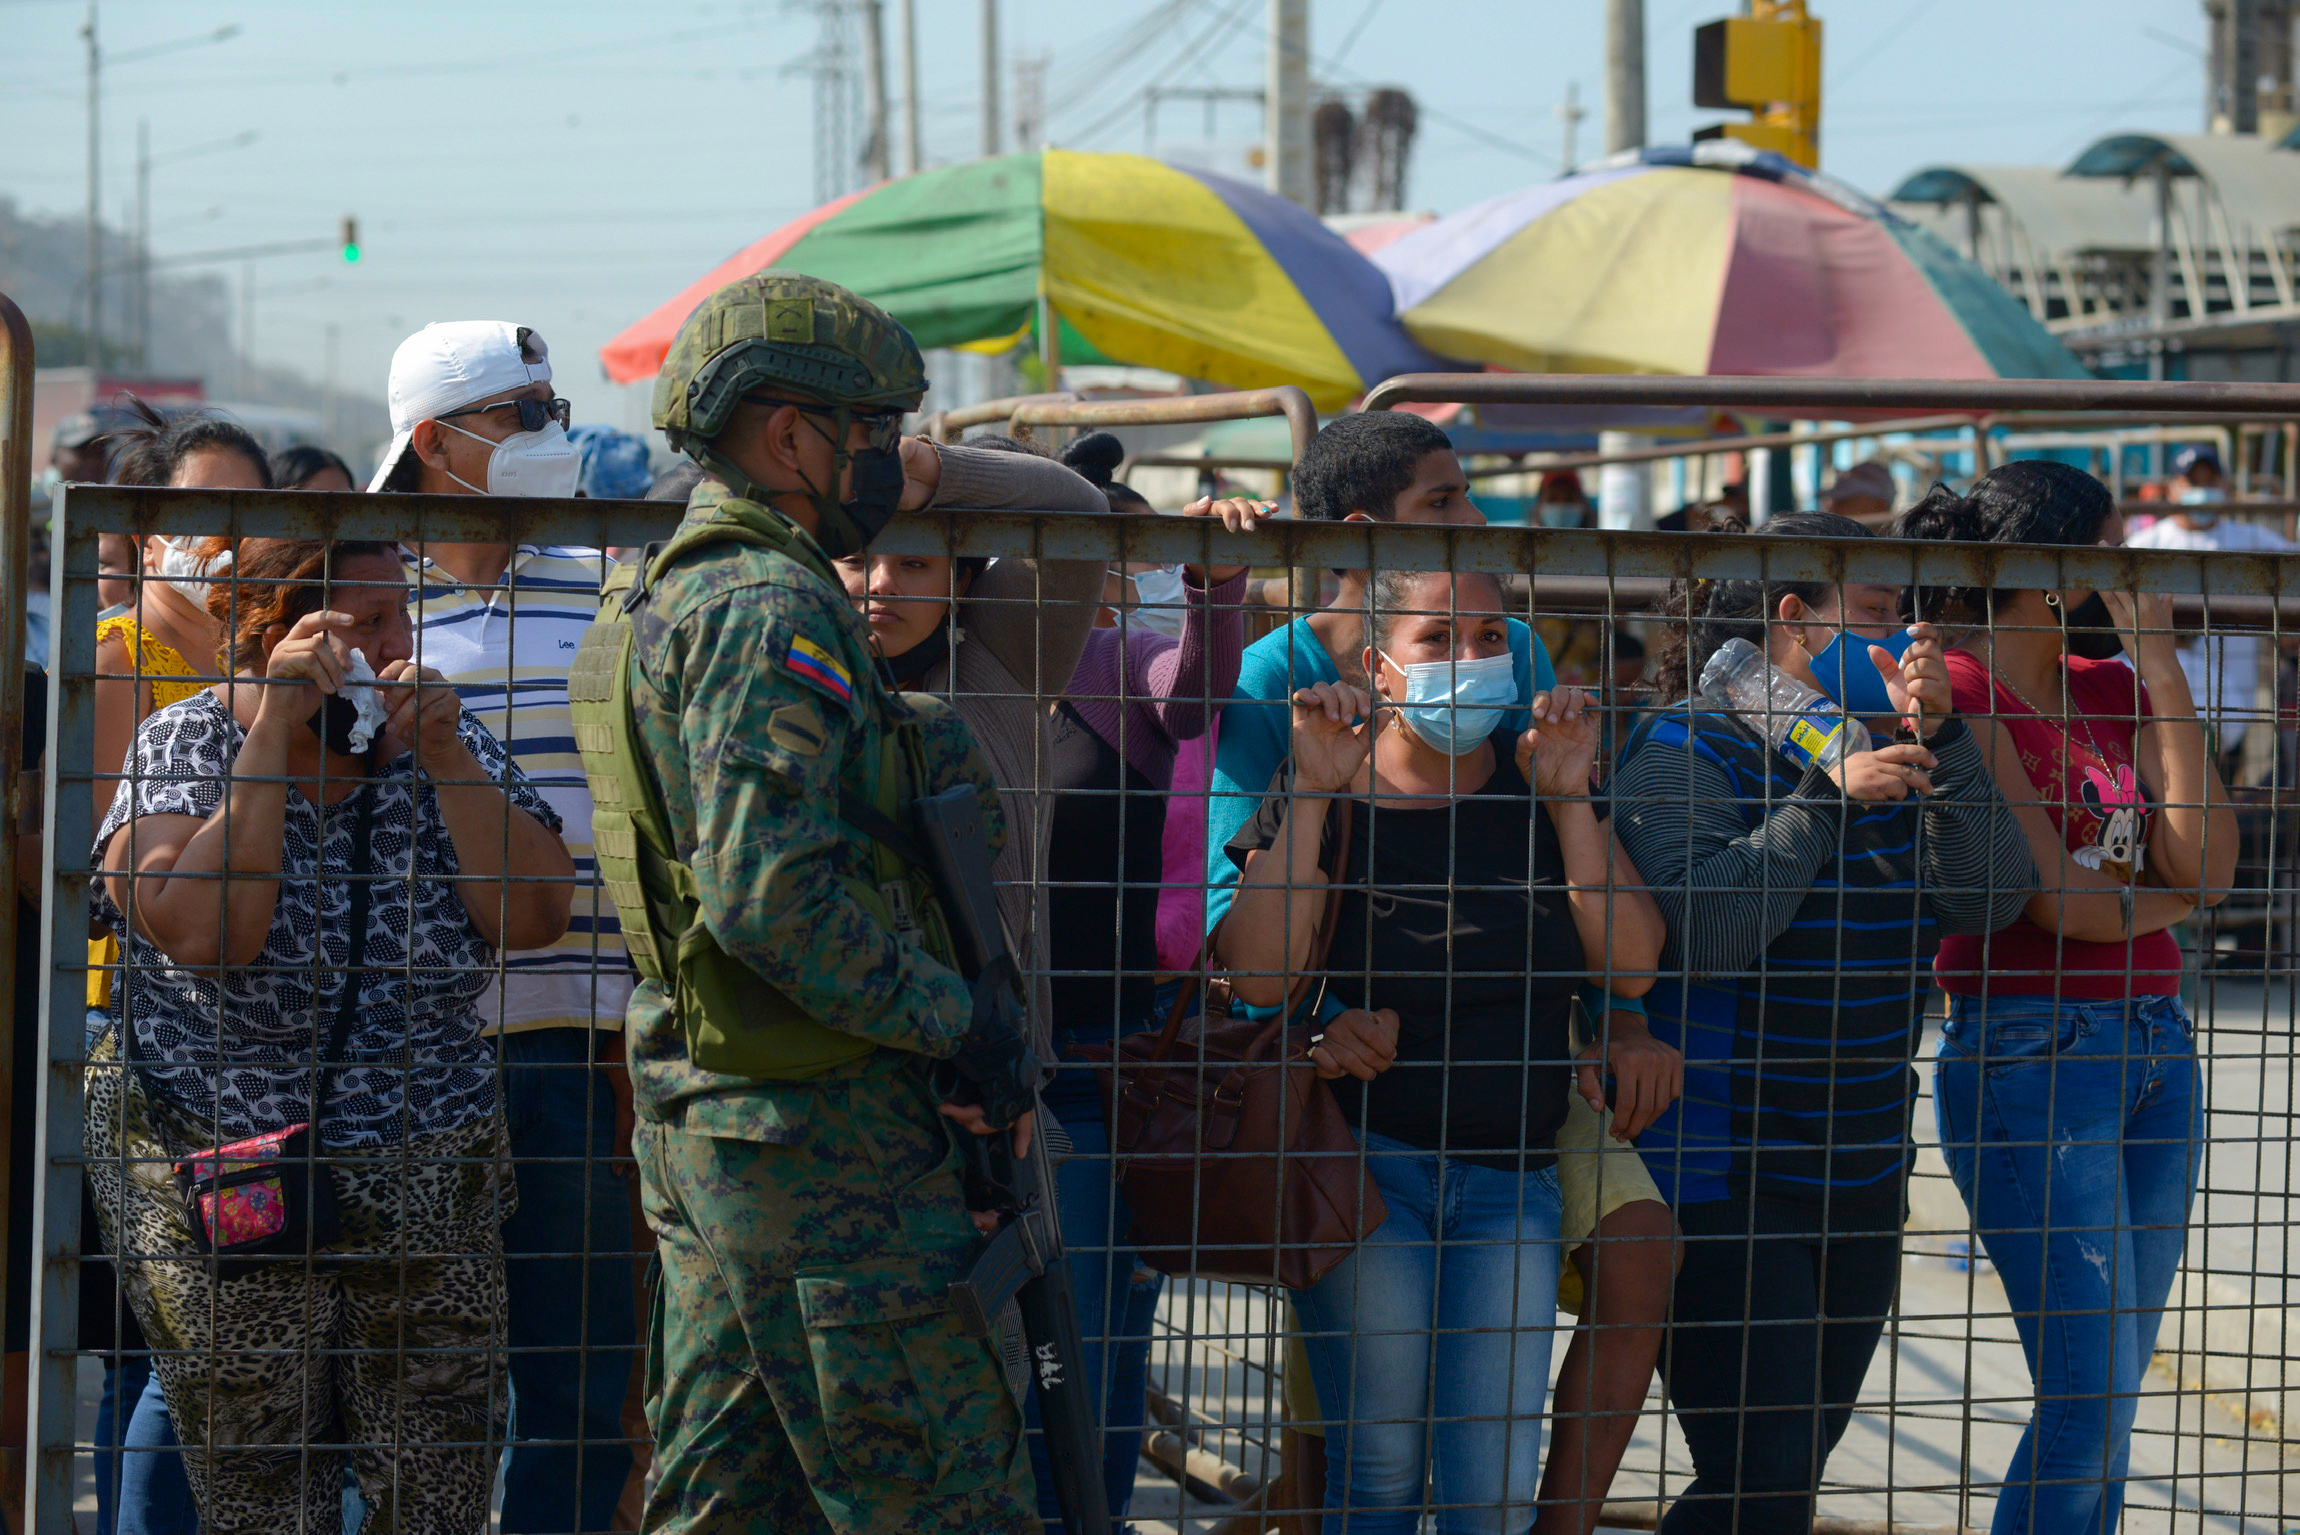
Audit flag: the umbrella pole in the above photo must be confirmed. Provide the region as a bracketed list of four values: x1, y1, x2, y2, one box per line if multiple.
[1037, 291, 1062, 397]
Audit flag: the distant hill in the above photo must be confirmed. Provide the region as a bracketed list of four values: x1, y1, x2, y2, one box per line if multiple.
[0, 196, 386, 455]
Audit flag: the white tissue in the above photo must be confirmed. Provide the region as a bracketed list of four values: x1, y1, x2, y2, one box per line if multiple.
[342, 649, 391, 755]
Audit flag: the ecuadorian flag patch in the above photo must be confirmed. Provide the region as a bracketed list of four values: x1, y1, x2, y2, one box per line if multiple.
[785, 635, 855, 705]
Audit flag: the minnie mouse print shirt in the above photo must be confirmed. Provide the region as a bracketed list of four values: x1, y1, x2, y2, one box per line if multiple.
[1934, 649, 2181, 997]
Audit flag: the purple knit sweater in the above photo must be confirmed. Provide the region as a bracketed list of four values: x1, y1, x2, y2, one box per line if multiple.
[1064, 568, 1248, 789]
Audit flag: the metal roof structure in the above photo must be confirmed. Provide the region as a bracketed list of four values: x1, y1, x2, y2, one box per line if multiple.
[1891, 131, 2300, 356]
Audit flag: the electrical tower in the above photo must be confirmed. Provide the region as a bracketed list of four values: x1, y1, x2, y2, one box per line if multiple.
[789, 1, 865, 204]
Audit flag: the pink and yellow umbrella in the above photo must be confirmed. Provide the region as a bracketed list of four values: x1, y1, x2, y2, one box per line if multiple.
[1373, 143, 2086, 382]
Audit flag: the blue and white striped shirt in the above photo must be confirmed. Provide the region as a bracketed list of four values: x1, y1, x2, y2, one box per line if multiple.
[411, 544, 632, 1034]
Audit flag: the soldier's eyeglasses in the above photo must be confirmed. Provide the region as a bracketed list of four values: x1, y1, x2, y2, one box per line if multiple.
[438, 396, 573, 433]
[745, 396, 907, 453]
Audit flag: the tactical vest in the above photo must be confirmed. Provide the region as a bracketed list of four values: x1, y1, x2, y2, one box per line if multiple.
[568, 498, 963, 1080]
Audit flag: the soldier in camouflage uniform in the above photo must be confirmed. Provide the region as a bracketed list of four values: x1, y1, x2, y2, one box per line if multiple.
[571, 272, 1104, 1535]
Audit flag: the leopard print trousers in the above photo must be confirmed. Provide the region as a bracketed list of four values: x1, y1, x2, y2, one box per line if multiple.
[85, 1052, 516, 1535]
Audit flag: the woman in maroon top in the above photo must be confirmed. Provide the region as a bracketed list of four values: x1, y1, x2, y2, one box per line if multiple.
[1901, 461, 2235, 1535]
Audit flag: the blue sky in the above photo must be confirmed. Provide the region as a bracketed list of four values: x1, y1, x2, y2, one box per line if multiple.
[0, 0, 2214, 431]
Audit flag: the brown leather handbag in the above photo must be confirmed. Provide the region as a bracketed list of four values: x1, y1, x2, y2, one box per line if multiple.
[1109, 799, 1385, 1291]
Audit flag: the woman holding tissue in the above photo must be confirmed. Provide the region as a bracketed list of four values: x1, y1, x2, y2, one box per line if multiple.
[84, 538, 573, 1535]
[1613, 511, 2034, 1535]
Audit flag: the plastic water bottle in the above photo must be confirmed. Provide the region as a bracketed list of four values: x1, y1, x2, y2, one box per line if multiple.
[1698, 637, 1868, 774]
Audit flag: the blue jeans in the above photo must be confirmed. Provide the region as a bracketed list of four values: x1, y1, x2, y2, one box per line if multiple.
[497, 1029, 640, 1535]
[1934, 992, 2200, 1535]
[96, 1359, 197, 1535]
[1025, 1103, 1164, 1525]
[1291, 1132, 1565, 1535]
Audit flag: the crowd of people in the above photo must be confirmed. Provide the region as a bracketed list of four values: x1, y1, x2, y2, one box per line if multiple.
[7, 271, 2252, 1535]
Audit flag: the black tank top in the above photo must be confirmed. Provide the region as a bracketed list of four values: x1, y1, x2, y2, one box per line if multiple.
[1044, 698, 1167, 1036]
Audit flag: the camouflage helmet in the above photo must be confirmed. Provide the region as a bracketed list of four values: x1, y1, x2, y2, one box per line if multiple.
[652, 271, 926, 456]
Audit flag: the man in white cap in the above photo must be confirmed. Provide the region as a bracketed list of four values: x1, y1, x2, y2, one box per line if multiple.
[381, 321, 642, 1533]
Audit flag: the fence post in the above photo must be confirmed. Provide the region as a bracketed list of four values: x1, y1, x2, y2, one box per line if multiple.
[0, 293, 32, 1460]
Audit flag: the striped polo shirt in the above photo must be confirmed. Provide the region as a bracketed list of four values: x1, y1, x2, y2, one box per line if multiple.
[411, 544, 633, 1034]
[1614, 709, 2030, 1230]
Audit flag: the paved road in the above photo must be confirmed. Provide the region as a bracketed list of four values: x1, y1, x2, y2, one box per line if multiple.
[1128, 999, 2300, 1533]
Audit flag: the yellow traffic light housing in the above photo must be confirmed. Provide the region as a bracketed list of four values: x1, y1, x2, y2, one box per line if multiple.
[1693, 1, 1823, 169]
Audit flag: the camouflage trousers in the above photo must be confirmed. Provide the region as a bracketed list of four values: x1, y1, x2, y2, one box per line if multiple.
[635, 1062, 1036, 1535]
[83, 1050, 512, 1535]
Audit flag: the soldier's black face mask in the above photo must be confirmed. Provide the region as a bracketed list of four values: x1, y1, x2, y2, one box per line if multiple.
[783, 403, 908, 561]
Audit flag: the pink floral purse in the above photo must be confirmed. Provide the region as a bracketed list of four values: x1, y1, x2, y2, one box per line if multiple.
[168, 791, 373, 1277]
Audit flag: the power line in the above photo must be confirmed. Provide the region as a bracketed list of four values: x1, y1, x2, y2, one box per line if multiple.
[1063, 0, 1257, 147]
[1829, 0, 1942, 92]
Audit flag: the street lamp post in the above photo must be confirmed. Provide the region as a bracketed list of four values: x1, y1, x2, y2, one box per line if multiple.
[136, 125, 260, 369]
[79, 3, 243, 364]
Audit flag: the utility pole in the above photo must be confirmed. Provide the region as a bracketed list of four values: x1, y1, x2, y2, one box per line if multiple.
[1605, 0, 1646, 154]
[898, 0, 922, 173]
[1557, 80, 1585, 173]
[1013, 54, 1047, 151]
[324, 322, 339, 450]
[1266, 0, 1311, 205]
[2235, 0, 2263, 134]
[136, 118, 149, 369]
[981, 0, 1001, 158]
[239, 260, 253, 400]
[84, 0, 101, 363]
[860, 0, 890, 181]
[1601, 1, 1651, 528]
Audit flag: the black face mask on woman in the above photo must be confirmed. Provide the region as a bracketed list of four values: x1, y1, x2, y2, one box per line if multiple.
[308, 694, 371, 757]
[2062, 592, 2125, 660]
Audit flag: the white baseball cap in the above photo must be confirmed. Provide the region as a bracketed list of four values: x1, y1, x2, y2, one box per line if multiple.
[367, 321, 555, 492]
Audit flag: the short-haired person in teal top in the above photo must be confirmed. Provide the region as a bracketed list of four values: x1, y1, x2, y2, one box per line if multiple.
[1207, 412, 1681, 1535]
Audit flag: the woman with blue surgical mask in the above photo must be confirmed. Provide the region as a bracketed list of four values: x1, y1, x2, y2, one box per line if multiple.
[1217, 567, 1666, 1535]
[1612, 509, 2034, 1535]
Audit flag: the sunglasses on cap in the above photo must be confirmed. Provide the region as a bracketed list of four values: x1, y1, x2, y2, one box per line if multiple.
[743, 395, 907, 452]
[438, 396, 573, 433]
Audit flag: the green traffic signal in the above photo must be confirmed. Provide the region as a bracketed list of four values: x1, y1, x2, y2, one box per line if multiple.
[339, 216, 360, 264]
[342, 243, 361, 263]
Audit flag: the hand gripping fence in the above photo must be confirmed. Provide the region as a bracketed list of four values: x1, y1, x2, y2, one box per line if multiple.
[13, 369, 2300, 1534]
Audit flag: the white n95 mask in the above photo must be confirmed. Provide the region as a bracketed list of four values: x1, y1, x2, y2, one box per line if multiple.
[156, 536, 231, 608]
[440, 419, 581, 498]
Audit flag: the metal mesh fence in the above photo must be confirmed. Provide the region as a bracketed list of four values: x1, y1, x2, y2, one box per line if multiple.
[21, 463, 2300, 1535]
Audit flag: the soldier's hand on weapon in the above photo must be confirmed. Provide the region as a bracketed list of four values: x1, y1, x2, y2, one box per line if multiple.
[938, 956, 1041, 1159]
[253, 610, 358, 734]
[937, 1103, 1035, 1163]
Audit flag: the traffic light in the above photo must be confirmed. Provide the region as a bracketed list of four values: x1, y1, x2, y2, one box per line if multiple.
[339, 215, 360, 263]
[1693, 0, 1823, 169]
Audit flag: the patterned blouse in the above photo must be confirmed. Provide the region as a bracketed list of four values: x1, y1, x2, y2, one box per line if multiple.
[93, 691, 563, 1148]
